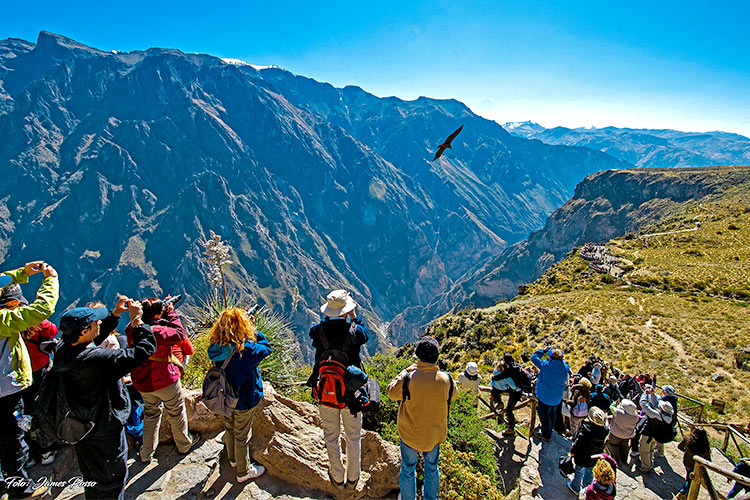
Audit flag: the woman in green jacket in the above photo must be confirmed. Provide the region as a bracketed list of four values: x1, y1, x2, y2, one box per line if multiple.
[0, 261, 58, 500]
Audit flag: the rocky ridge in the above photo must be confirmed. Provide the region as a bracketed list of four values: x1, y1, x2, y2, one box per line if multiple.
[392, 166, 750, 334]
[505, 121, 750, 169]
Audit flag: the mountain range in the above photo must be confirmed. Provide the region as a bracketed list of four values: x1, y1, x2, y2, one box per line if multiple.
[0, 32, 628, 355]
[505, 121, 750, 168]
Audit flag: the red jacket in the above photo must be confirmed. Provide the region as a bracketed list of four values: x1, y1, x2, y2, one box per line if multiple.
[171, 336, 194, 365]
[126, 310, 185, 392]
[23, 319, 58, 372]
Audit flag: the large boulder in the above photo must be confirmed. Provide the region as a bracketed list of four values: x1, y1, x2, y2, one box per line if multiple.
[159, 388, 223, 443]
[250, 384, 401, 499]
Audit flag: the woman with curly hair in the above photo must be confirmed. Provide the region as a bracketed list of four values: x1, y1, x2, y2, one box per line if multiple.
[584, 454, 617, 500]
[676, 427, 711, 499]
[207, 307, 272, 482]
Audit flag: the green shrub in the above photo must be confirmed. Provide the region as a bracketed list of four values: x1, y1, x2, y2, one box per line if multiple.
[182, 292, 297, 389]
[439, 442, 504, 500]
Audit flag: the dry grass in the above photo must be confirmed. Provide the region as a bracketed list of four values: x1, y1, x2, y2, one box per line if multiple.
[426, 183, 750, 422]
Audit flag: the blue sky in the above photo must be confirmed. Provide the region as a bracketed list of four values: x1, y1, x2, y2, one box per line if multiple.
[3, 0, 749, 136]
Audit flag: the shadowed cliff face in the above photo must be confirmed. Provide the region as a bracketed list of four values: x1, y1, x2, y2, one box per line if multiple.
[0, 32, 628, 356]
[390, 166, 750, 338]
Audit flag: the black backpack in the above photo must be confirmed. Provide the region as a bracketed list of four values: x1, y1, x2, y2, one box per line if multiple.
[638, 416, 677, 444]
[401, 370, 455, 421]
[31, 364, 98, 447]
[202, 351, 239, 416]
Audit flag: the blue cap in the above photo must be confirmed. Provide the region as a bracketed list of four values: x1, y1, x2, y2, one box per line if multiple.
[59, 307, 109, 334]
[0, 275, 12, 289]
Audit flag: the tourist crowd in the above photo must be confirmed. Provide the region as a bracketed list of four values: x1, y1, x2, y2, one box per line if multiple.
[0, 265, 747, 500]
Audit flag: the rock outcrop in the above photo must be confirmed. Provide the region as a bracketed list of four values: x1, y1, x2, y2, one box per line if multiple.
[155, 385, 400, 498]
[250, 385, 401, 499]
[158, 389, 224, 443]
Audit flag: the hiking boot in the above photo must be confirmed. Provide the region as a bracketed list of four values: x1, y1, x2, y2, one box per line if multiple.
[237, 464, 265, 482]
[178, 432, 201, 454]
[328, 471, 345, 490]
[40, 451, 56, 466]
[345, 476, 359, 490]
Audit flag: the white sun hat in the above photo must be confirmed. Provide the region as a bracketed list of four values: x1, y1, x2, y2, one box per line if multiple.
[320, 289, 357, 317]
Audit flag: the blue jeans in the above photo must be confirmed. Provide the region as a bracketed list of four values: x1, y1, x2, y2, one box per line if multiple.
[570, 465, 593, 493]
[537, 401, 558, 439]
[400, 440, 440, 500]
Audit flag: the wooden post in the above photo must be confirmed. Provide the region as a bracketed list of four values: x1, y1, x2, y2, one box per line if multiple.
[687, 461, 703, 500]
[723, 426, 732, 454]
[529, 398, 537, 439]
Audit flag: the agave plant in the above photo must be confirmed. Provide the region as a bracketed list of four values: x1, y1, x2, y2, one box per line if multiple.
[182, 291, 299, 389]
[201, 230, 233, 307]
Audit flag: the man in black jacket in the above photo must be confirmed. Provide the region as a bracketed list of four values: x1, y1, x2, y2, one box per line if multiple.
[54, 299, 156, 500]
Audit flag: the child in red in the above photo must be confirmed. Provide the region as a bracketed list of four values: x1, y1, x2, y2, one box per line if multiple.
[584, 454, 617, 500]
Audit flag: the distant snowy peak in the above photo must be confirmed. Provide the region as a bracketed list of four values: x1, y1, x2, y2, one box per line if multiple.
[220, 58, 277, 70]
[504, 120, 538, 129]
[503, 121, 546, 134]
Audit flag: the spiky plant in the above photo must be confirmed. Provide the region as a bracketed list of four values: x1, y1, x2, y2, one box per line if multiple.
[182, 291, 299, 389]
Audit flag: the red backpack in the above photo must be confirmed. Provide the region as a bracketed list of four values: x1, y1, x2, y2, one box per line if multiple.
[311, 323, 355, 409]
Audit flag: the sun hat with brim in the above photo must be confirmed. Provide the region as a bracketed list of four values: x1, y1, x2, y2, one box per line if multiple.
[465, 362, 478, 376]
[0, 275, 12, 289]
[663, 385, 676, 397]
[320, 289, 357, 317]
[621, 399, 638, 416]
[59, 306, 110, 335]
[658, 400, 674, 415]
[588, 407, 607, 426]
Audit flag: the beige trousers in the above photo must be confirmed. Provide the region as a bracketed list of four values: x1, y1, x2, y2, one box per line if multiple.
[222, 407, 258, 476]
[140, 379, 192, 461]
[639, 434, 658, 471]
[319, 405, 362, 483]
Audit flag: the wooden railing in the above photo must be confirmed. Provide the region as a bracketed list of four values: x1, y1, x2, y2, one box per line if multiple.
[477, 385, 537, 439]
[687, 455, 750, 500]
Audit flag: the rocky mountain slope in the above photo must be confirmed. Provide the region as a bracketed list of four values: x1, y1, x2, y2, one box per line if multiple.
[391, 166, 750, 336]
[0, 31, 628, 354]
[424, 166, 750, 420]
[505, 121, 750, 168]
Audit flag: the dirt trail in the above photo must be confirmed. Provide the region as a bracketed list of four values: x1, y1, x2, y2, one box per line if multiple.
[643, 315, 687, 360]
